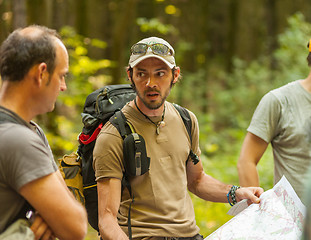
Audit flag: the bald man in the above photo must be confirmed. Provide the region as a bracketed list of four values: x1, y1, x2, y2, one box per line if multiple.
[0, 25, 87, 240]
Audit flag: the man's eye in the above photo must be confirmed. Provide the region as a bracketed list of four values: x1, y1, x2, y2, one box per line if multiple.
[61, 73, 68, 79]
[158, 72, 165, 77]
[138, 72, 145, 77]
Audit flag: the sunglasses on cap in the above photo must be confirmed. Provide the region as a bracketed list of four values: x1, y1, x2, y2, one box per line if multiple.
[130, 43, 174, 56]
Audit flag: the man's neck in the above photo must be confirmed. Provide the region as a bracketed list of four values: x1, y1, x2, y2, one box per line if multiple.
[300, 71, 311, 93]
[0, 82, 33, 122]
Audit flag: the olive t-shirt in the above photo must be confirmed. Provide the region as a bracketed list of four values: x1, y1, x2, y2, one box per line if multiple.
[93, 102, 201, 238]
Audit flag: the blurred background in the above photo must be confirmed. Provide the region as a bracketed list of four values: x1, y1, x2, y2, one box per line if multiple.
[1, 0, 311, 238]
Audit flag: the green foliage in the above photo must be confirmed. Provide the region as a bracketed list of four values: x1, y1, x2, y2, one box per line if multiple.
[136, 17, 178, 35]
[274, 12, 311, 81]
[44, 26, 114, 155]
[183, 12, 311, 156]
[60, 26, 113, 107]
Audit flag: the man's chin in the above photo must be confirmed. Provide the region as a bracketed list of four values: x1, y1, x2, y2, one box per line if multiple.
[144, 101, 163, 110]
[139, 94, 164, 109]
[47, 104, 56, 113]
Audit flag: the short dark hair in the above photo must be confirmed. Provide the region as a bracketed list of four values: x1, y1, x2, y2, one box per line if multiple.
[307, 40, 311, 67]
[307, 53, 311, 67]
[0, 25, 61, 82]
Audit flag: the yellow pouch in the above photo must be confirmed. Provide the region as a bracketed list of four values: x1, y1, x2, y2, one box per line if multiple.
[58, 152, 85, 205]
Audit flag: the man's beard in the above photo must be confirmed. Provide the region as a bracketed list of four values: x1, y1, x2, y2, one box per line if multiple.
[131, 83, 171, 110]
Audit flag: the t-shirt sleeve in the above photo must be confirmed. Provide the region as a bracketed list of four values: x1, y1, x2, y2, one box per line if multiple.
[247, 91, 282, 143]
[32, 122, 58, 171]
[93, 122, 125, 181]
[0, 124, 57, 191]
[188, 110, 201, 157]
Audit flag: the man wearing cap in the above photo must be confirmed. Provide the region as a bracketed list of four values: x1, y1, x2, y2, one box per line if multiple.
[237, 40, 311, 201]
[93, 37, 263, 240]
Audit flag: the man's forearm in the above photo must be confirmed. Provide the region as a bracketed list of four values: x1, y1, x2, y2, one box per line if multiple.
[237, 132, 268, 187]
[237, 161, 260, 187]
[188, 172, 232, 203]
[99, 214, 128, 240]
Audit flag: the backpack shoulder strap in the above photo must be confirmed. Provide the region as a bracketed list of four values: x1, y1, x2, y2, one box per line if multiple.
[173, 103, 192, 142]
[109, 110, 135, 239]
[109, 109, 134, 194]
[173, 103, 200, 165]
[109, 110, 133, 139]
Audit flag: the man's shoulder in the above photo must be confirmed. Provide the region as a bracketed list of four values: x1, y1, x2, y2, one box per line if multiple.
[0, 122, 44, 150]
[0, 122, 33, 137]
[0, 123, 56, 189]
[166, 102, 198, 122]
[266, 80, 304, 106]
[99, 119, 123, 139]
[255, 81, 297, 106]
[270, 80, 300, 96]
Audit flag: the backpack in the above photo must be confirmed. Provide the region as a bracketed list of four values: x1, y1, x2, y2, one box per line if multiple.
[59, 84, 199, 235]
[77, 84, 137, 232]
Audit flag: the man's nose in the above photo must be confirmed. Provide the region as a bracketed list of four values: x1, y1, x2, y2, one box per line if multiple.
[60, 79, 67, 91]
[146, 76, 156, 88]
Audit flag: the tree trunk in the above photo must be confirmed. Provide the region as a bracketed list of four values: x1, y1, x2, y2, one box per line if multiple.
[265, 0, 278, 70]
[227, 0, 239, 74]
[111, 0, 138, 84]
[12, 0, 26, 28]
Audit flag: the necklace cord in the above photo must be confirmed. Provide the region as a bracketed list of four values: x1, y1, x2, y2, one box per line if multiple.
[134, 99, 165, 127]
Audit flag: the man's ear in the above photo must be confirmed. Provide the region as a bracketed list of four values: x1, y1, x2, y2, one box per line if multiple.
[126, 68, 132, 82]
[172, 67, 180, 84]
[36, 63, 48, 86]
[28, 63, 47, 87]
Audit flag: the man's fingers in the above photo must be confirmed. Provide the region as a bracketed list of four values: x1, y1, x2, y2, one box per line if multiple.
[30, 215, 49, 240]
[41, 228, 55, 240]
[30, 215, 43, 234]
[236, 187, 264, 204]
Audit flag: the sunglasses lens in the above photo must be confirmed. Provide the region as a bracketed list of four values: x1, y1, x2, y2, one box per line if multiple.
[131, 43, 172, 56]
[131, 44, 148, 55]
[151, 44, 170, 55]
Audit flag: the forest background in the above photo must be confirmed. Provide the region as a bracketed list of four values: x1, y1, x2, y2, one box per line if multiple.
[1, 0, 311, 239]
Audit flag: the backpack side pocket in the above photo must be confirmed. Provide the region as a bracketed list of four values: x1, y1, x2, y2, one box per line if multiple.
[58, 152, 85, 205]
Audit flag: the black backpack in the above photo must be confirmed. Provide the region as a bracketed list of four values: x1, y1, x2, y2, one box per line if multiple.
[74, 84, 199, 234]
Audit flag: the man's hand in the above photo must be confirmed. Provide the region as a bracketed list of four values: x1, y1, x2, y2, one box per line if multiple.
[30, 213, 55, 240]
[20, 172, 88, 240]
[235, 187, 264, 205]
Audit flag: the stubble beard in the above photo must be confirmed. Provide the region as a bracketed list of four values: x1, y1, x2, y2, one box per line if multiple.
[137, 89, 166, 110]
[131, 76, 175, 110]
[133, 84, 171, 110]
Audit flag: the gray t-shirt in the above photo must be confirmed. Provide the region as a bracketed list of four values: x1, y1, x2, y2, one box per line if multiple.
[248, 80, 311, 199]
[0, 120, 57, 232]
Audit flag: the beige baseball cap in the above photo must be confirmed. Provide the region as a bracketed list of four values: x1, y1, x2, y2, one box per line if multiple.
[129, 37, 176, 69]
